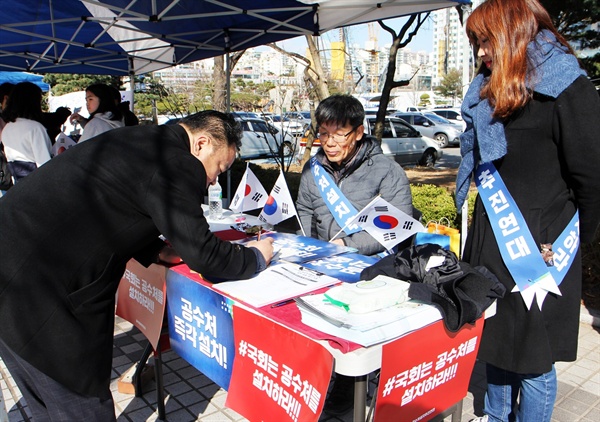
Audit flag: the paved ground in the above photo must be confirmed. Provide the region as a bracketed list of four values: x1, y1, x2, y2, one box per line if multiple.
[1, 306, 598, 422]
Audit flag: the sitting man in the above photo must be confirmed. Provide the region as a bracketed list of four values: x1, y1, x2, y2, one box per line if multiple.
[296, 94, 416, 414]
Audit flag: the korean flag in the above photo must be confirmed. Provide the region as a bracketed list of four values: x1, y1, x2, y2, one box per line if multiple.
[229, 164, 268, 213]
[348, 196, 425, 251]
[258, 170, 298, 225]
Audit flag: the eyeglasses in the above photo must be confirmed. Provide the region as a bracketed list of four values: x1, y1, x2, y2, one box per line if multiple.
[317, 127, 357, 144]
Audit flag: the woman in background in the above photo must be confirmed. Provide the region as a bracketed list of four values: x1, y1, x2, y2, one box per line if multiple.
[71, 83, 123, 142]
[1, 82, 52, 183]
[456, 1, 600, 421]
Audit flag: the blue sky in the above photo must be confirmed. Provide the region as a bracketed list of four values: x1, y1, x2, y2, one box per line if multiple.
[272, 15, 435, 54]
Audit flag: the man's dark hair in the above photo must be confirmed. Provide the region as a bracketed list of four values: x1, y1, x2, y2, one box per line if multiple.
[315, 94, 365, 129]
[2, 82, 44, 123]
[180, 110, 243, 151]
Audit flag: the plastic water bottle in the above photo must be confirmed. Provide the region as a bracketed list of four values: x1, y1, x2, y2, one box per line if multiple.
[208, 181, 223, 219]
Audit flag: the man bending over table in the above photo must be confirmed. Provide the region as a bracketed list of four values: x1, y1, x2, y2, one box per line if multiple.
[0, 110, 274, 421]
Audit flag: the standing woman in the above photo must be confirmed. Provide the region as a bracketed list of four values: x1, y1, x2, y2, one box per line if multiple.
[456, 0, 600, 421]
[72, 83, 124, 143]
[1, 82, 52, 183]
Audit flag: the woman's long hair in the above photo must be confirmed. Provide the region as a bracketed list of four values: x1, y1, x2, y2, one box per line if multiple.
[466, 0, 576, 119]
[86, 84, 122, 121]
[1, 82, 44, 123]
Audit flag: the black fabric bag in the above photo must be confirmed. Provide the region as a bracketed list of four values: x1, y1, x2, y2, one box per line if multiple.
[0, 143, 13, 191]
[361, 243, 506, 332]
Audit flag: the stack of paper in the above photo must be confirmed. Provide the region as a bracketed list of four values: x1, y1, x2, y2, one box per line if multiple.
[295, 277, 442, 347]
[212, 262, 339, 308]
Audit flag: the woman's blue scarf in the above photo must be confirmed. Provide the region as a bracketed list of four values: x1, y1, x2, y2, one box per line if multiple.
[455, 30, 586, 209]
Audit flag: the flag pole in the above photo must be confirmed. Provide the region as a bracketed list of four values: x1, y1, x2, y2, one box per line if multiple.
[330, 225, 347, 242]
[296, 214, 307, 236]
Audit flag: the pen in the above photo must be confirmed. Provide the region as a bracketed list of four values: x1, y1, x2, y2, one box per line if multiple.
[270, 298, 295, 308]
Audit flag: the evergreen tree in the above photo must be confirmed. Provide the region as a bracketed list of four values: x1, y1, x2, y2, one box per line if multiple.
[434, 69, 463, 105]
[42, 74, 118, 96]
[541, 0, 600, 77]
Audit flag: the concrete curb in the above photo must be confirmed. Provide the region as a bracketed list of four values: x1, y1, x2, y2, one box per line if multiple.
[580, 304, 600, 328]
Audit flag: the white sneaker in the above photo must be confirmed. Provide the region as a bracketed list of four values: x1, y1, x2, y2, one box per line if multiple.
[470, 416, 488, 422]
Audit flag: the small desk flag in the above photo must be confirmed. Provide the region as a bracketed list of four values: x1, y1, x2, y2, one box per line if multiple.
[229, 164, 268, 213]
[258, 170, 298, 225]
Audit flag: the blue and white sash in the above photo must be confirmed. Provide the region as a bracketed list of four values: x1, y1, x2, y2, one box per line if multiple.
[310, 157, 361, 235]
[475, 162, 579, 310]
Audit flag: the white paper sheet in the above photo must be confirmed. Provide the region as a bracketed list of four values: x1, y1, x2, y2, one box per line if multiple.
[212, 262, 339, 308]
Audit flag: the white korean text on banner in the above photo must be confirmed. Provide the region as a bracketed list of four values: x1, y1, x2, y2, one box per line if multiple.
[116, 260, 167, 349]
[166, 270, 235, 390]
[226, 305, 333, 422]
[375, 318, 483, 421]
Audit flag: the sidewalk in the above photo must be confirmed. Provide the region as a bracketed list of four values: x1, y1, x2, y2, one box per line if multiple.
[2, 306, 599, 422]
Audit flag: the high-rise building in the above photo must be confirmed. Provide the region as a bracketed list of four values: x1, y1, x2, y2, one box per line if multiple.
[432, 1, 484, 97]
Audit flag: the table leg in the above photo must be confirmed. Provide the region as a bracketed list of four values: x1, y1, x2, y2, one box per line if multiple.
[154, 344, 166, 420]
[451, 399, 463, 422]
[353, 375, 368, 422]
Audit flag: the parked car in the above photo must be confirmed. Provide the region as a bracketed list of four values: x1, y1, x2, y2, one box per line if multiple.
[428, 108, 466, 130]
[364, 108, 397, 116]
[235, 117, 296, 159]
[162, 116, 294, 160]
[394, 112, 462, 148]
[284, 111, 312, 126]
[232, 111, 260, 120]
[423, 112, 464, 134]
[263, 115, 305, 136]
[298, 116, 442, 167]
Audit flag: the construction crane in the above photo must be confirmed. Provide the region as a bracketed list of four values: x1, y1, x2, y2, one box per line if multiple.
[365, 22, 379, 93]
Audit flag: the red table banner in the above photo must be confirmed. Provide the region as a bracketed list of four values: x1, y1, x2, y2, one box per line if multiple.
[116, 260, 168, 349]
[375, 318, 484, 422]
[226, 305, 334, 422]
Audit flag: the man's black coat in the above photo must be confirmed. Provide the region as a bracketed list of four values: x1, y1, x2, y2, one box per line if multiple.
[0, 124, 257, 398]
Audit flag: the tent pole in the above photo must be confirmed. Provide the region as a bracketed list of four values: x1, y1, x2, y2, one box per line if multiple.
[129, 76, 135, 112]
[225, 52, 232, 207]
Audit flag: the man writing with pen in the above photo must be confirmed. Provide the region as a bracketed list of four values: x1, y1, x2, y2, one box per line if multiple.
[0, 110, 274, 421]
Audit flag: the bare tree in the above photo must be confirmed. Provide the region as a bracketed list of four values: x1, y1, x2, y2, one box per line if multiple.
[268, 35, 331, 165]
[373, 13, 430, 141]
[211, 51, 246, 112]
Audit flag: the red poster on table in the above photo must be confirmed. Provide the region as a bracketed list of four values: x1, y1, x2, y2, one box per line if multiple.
[375, 318, 483, 422]
[116, 260, 167, 349]
[226, 305, 333, 422]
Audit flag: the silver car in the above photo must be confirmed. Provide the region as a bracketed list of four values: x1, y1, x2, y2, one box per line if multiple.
[424, 112, 464, 134]
[235, 118, 296, 159]
[284, 111, 312, 126]
[364, 117, 442, 167]
[299, 116, 442, 167]
[263, 115, 305, 137]
[428, 108, 467, 131]
[394, 112, 462, 148]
